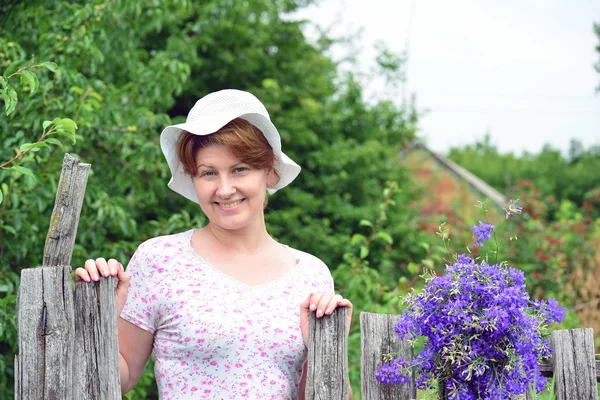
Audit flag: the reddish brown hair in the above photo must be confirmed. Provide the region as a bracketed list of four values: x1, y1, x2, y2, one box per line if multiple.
[177, 118, 279, 184]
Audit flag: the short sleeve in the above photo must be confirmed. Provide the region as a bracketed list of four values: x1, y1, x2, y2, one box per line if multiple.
[297, 248, 335, 295]
[120, 243, 158, 334]
[321, 263, 335, 294]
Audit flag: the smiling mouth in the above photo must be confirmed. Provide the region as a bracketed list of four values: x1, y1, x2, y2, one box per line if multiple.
[218, 199, 244, 209]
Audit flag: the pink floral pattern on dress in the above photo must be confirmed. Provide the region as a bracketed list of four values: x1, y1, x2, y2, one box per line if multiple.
[121, 230, 334, 399]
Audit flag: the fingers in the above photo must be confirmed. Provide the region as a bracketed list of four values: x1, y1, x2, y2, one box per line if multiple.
[308, 292, 351, 319]
[78, 258, 123, 282]
[96, 258, 110, 278]
[74, 267, 91, 283]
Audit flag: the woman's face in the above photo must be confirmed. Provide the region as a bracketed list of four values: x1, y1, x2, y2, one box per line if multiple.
[193, 145, 275, 232]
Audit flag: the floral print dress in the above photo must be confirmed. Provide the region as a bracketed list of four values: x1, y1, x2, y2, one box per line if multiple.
[120, 230, 334, 399]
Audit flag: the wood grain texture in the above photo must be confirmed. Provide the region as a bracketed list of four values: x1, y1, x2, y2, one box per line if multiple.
[360, 312, 415, 400]
[305, 307, 350, 399]
[43, 153, 90, 267]
[539, 357, 600, 381]
[14, 266, 74, 400]
[552, 328, 598, 400]
[73, 277, 121, 400]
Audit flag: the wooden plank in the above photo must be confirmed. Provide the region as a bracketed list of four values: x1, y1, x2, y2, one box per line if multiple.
[73, 277, 121, 399]
[305, 307, 350, 399]
[43, 153, 90, 267]
[360, 312, 415, 400]
[552, 328, 598, 400]
[538, 358, 600, 382]
[14, 268, 43, 400]
[14, 266, 74, 400]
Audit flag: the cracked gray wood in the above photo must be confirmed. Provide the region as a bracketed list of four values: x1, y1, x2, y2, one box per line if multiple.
[15, 153, 120, 398]
[360, 312, 415, 400]
[14, 266, 74, 400]
[553, 328, 597, 400]
[305, 307, 350, 399]
[43, 153, 90, 267]
[73, 277, 121, 399]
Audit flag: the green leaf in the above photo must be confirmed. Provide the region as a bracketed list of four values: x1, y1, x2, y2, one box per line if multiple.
[359, 245, 369, 259]
[70, 86, 83, 95]
[45, 138, 64, 149]
[359, 219, 373, 228]
[422, 259, 434, 269]
[0, 76, 7, 89]
[375, 231, 393, 245]
[0, 189, 3, 205]
[55, 118, 77, 134]
[20, 70, 39, 95]
[89, 91, 103, 101]
[42, 120, 53, 130]
[19, 142, 36, 152]
[350, 233, 366, 246]
[38, 61, 58, 73]
[1, 224, 17, 235]
[418, 242, 430, 251]
[3, 84, 18, 116]
[10, 165, 36, 180]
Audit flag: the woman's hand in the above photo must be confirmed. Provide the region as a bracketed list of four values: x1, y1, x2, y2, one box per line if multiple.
[299, 292, 353, 348]
[75, 258, 130, 315]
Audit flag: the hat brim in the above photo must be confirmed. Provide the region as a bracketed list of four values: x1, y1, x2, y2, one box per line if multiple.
[160, 113, 300, 204]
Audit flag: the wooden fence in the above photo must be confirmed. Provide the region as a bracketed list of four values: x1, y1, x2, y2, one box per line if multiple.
[308, 311, 599, 400]
[14, 154, 120, 399]
[13, 154, 600, 399]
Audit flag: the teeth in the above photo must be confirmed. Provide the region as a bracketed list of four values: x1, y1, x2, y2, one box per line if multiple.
[219, 200, 242, 209]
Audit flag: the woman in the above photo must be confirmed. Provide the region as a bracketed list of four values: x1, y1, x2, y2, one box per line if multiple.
[75, 89, 352, 399]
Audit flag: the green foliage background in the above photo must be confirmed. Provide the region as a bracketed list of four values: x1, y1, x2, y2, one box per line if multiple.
[1, 2, 599, 398]
[0, 0, 426, 397]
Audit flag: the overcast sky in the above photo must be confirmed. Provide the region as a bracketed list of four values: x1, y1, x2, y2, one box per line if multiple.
[295, 0, 600, 156]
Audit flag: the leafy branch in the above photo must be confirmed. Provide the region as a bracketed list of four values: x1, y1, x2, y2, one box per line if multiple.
[0, 118, 77, 171]
[0, 59, 76, 205]
[1, 58, 58, 116]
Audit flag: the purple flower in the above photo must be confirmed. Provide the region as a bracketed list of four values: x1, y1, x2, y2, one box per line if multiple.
[375, 358, 410, 384]
[471, 221, 495, 247]
[377, 253, 563, 397]
[376, 201, 564, 397]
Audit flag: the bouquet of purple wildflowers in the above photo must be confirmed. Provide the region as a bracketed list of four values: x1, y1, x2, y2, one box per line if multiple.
[376, 200, 565, 399]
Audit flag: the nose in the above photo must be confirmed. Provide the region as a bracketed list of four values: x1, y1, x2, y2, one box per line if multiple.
[216, 176, 236, 199]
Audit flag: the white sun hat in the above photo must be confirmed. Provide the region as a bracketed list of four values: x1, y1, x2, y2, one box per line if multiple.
[159, 89, 301, 204]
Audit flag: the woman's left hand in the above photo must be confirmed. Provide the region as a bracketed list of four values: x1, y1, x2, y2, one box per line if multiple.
[299, 292, 353, 348]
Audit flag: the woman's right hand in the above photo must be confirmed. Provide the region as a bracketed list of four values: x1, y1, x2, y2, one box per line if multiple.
[75, 258, 130, 316]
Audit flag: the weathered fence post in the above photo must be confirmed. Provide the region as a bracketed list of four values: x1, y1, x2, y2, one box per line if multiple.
[552, 328, 598, 400]
[305, 307, 350, 399]
[73, 277, 120, 399]
[14, 153, 121, 399]
[14, 154, 89, 400]
[360, 312, 415, 400]
[14, 265, 75, 400]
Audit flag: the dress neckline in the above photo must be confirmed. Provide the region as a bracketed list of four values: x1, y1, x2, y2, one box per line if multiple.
[183, 229, 302, 291]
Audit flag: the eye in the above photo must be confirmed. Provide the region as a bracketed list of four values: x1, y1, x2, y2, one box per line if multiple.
[234, 167, 248, 173]
[200, 170, 215, 177]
